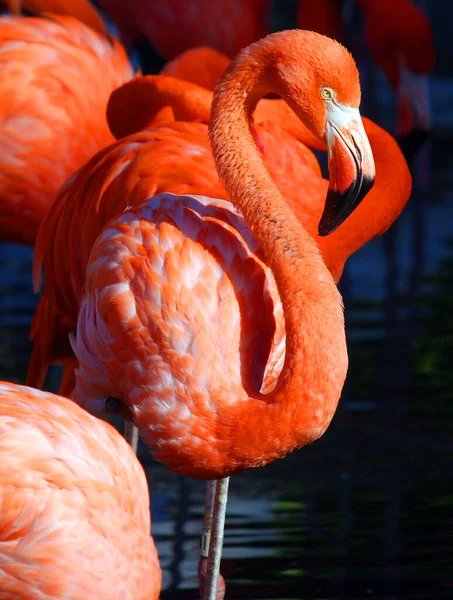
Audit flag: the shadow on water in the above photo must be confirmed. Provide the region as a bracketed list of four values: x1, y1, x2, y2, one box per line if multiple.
[1, 3, 453, 597]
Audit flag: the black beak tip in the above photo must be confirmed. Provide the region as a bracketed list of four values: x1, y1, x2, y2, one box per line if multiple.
[318, 174, 375, 237]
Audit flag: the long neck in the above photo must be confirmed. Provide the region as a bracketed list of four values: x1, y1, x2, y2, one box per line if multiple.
[209, 37, 348, 449]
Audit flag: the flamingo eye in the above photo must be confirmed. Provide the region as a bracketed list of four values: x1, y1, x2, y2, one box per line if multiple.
[321, 87, 334, 100]
[104, 397, 121, 412]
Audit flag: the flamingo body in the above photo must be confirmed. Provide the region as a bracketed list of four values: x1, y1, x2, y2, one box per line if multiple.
[0, 381, 161, 599]
[0, 13, 132, 246]
[27, 31, 381, 485]
[28, 119, 323, 391]
[28, 103, 411, 393]
[105, 73, 410, 282]
[72, 192, 293, 478]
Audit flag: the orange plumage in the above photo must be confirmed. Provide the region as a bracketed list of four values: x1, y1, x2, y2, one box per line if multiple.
[0, 13, 132, 246]
[28, 118, 321, 390]
[0, 381, 161, 599]
[27, 32, 411, 394]
[26, 31, 376, 480]
[67, 29, 371, 480]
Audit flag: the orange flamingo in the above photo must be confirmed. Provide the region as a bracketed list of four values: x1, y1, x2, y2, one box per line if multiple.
[27, 112, 326, 394]
[32, 29, 376, 598]
[105, 72, 411, 280]
[0, 381, 161, 599]
[26, 71, 411, 394]
[0, 10, 132, 247]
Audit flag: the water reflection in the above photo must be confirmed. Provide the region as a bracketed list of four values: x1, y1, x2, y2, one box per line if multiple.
[144, 406, 452, 600]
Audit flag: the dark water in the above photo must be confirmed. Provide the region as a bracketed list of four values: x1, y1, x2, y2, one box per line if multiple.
[1, 3, 453, 598]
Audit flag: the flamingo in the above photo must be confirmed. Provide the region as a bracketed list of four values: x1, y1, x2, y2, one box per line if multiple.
[0, 10, 132, 247]
[30, 29, 377, 598]
[353, 0, 435, 144]
[25, 57, 412, 396]
[0, 381, 161, 599]
[105, 72, 411, 281]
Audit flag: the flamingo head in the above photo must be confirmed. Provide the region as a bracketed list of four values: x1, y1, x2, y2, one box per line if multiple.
[317, 87, 376, 236]
[266, 31, 376, 236]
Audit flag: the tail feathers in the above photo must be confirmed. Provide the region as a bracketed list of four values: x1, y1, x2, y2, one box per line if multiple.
[26, 291, 73, 389]
[26, 295, 53, 389]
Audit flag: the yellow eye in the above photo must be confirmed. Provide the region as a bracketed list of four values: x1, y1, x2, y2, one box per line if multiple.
[321, 87, 334, 100]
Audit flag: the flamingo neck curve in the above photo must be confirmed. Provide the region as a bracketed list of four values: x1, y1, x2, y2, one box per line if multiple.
[207, 31, 349, 465]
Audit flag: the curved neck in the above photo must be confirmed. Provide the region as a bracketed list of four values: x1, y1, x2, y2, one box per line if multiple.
[209, 35, 347, 433]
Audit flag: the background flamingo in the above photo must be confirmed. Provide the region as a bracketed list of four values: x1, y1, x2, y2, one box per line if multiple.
[0, 381, 161, 599]
[106, 72, 411, 279]
[2, 0, 433, 142]
[91, 0, 434, 140]
[0, 10, 132, 247]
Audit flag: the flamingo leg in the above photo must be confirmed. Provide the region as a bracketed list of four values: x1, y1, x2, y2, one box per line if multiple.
[201, 477, 229, 600]
[123, 421, 139, 454]
[198, 481, 216, 597]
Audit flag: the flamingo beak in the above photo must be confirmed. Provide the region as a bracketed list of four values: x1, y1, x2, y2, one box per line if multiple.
[319, 106, 375, 236]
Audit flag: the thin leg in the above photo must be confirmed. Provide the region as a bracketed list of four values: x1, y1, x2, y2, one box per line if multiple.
[202, 477, 229, 600]
[124, 421, 139, 454]
[201, 481, 217, 554]
[199, 481, 217, 598]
